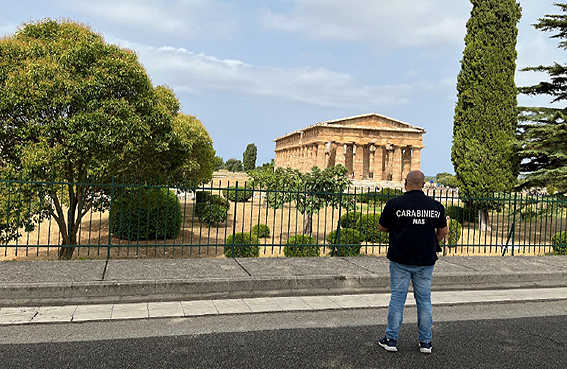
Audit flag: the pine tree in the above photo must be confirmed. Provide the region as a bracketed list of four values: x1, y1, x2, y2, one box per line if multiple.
[518, 3, 567, 193]
[452, 0, 522, 229]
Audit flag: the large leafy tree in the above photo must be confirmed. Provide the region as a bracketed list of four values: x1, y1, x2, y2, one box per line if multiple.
[248, 165, 352, 235]
[518, 3, 567, 193]
[0, 19, 212, 258]
[452, 0, 522, 230]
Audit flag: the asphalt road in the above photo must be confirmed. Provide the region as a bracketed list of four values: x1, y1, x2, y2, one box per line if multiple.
[2, 300, 567, 368]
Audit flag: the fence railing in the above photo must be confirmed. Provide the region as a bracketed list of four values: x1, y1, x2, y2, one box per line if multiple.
[1, 176, 566, 260]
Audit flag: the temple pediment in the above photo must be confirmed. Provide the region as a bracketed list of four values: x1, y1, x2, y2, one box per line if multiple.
[318, 113, 425, 132]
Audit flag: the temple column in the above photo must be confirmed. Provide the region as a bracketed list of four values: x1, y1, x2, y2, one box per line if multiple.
[375, 145, 384, 180]
[369, 144, 376, 179]
[411, 147, 422, 171]
[392, 145, 403, 182]
[316, 143, 326, 169]
[336, 143, 347, 168]
[353, 143, 364, 180]
[402, 146, 412, 179]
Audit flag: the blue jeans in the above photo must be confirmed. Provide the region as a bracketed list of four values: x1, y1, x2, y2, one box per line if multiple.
[385, 261, 434, 343]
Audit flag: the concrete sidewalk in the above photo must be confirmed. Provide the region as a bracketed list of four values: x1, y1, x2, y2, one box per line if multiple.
[1, 256, 567, 307]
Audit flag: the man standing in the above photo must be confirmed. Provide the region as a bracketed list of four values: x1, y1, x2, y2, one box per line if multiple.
[377, 170, 448, 354]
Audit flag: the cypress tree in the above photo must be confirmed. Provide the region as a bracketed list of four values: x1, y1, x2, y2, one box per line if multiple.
[518, 3, 567, 193]
[452, 0, 521, 229]
[243, 143, 257, 171]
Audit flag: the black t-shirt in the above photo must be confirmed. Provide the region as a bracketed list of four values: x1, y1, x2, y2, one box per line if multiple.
[379, 190, 447, 266]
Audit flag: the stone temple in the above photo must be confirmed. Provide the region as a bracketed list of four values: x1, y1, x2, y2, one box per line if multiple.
[273, 113, 425, 184]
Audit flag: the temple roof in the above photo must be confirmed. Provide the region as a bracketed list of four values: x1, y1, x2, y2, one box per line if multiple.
[274, 113, 425, 142]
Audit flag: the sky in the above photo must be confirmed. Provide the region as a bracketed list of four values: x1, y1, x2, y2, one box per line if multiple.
[0, 0, 563, 176]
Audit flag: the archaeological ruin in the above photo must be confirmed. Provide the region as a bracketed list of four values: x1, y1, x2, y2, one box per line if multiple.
[273, 113, 425, 183]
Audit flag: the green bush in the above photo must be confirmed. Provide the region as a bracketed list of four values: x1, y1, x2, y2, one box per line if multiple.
[284, 235, 320, 257]
[339, 211, 362, 229]
[195, 190, 212, 203]
[201, 204, 228, 226]
[193, 202, 207, 218]
[446, 218, 462, 245]
[445, 204, 478, 223]
[552, 231, 567, 255]
[111, 187, 182, 240]
[327, 228, 362, 256]
[223, 185, 254, 202]
[251, 224, 270, 238]
[356, 213, 389, 243]
[224, 232, 260, 257]
[209, 194, 230, 210]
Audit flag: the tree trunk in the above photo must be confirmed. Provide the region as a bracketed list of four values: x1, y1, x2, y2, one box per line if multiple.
[303, 213, 313, 236]
[478, 209, 492, 232]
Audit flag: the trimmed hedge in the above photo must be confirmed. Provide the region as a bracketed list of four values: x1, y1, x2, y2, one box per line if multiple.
[356, 213, 389, 243]
[224, 232, 260, 257]
[223, 185, 254, 202]
[111, 187, 182, 240]
[201, 204, 228, 226]
[195, 190, 212, 203]
[552, 231, 567, 255]
[209, 194, 230, 210]
[284, 235, 320, 257]
[446, 218, 462, 245]
[251, 224, 270, 238]
[327, 228, 362, 256]
[339, 211, 362, 229]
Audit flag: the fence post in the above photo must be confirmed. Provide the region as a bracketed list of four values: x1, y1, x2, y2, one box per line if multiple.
[107, 176, 115, 260]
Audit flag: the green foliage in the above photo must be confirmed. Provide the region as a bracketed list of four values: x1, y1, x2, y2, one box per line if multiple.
[201, 204, 228, 226]
[0, 19, 212, 258]
[356, 214, 389, 243]
[243, 143, 257, 171]
[327, 228, 362, 256]
[195, 191, 212, 203]
[435, 173, 458, 188]
[214, 156, 225, 171]
[251, 224, 270, 238]
[445, 204, 479, 223]
[225, 158, 243, 172]
[224, 232, 260, 257]
[284, 235, 320, 257]
[552, 231, 567, 255]
[452, 0, 521, 201]
[111, 188, 182, 240]
[517, 3, 567, 193]
[209, 194, 230, 210]
[0, 172, 51, 244]
[339, 211, 362, 229]
[247, 165, 352, 235]
[446, 219, 462, 245]
[223, 184, 254, 202]
[169, 113, 216, 186]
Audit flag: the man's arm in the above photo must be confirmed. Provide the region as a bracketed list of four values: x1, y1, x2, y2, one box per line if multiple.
[378, 224, 389, 233]
[436, 226, 448, 242]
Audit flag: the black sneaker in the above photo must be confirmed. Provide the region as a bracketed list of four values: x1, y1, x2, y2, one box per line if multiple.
[378, 337, 398, 352]
[419, 341, 432, 354]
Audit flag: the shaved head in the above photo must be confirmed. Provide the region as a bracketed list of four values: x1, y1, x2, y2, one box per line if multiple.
[406, 170, 425, 185]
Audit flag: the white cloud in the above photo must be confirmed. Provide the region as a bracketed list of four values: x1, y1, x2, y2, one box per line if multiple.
[112, 38, 414, 110]
[257, 0, 470, 50]
[57, 0, 238, 40]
